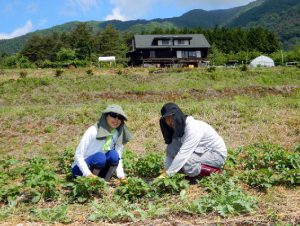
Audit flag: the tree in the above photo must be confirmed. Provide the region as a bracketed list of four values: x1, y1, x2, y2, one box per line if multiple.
[20, 32, 63, 62]
[57, 48, 76, 61]
[209, 44, 226, 66]
[70, 23, 94, 60]
[96, 24, 128, 60]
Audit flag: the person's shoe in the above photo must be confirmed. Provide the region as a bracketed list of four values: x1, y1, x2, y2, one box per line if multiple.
[199, 164, 222, 177]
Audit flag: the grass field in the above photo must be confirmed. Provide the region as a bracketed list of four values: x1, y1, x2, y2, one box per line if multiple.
[0, 67, 299, 225]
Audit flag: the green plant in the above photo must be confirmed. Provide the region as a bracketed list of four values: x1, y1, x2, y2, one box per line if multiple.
[89, 198, 145, 222]
[237, 144, 300, 189]
[115, 177, 150, 201]
[0, 206, 13, 221]
[19, 70, 28, 78]
[242, 169, 276, 191]
[116, 69, 123, 75]
[86, 69, 93, 75]
[207, 66, 216, 73]
[22, 157, 59, 202]
[55, 69, 64, 77]
[280, 169, 300, 185]
[186, 173, 258, 217]
[0, 185, 22, 206]
[240, 64, 248, 71]
[0, 156, 18, 172]
[151, 174, 189, 195]
[135, 153, 164, 178]
[30, 205, 71, 223]
[58, 147, 74, 174]
[122, 150, 138, 177]
[68, 176, 107, 203]
[44, 125, 54, 133]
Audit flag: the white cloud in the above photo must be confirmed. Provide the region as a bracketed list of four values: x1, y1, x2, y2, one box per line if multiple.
[105, 0, 155, 21]
[0, 20, 33, 39]
[105, 8, 126, 21]
[66, 0, 100, 13]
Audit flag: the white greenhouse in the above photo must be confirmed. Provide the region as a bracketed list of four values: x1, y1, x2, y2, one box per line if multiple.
[249, 55, 275, 68]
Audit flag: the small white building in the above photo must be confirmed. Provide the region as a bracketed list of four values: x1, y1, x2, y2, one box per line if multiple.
[98, 56, 116, 66]
[250, 55, 275, 68]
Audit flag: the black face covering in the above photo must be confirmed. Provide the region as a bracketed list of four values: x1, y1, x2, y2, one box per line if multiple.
[160, 103, 187, 144]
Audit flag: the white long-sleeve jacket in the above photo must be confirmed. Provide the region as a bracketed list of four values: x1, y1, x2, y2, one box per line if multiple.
[71, 125, 125, 178]
[166, 116, 227, 176]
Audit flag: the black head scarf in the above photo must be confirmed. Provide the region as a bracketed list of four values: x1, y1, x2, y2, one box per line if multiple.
[160, 103, 187, 144]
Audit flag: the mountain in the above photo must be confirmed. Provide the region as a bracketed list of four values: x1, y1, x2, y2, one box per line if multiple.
[227, 0, 300, 49]
[0, 0, 299, 55]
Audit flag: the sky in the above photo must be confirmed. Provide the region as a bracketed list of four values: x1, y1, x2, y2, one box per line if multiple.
[0, 0, 256, 39]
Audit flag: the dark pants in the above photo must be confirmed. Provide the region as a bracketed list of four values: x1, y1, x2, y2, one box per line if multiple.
[72, 150, 120, 178]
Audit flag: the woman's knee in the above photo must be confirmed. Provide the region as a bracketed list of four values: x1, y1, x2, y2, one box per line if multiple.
[87, 152, 107, 168]
[106, 150, 120, 166]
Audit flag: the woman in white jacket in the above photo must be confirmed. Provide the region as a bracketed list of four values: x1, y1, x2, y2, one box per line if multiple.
[71, 104, 132, 181]
[159, 103, 227, 178]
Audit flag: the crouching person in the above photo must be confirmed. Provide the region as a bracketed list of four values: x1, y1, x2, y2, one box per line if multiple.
[158, 103, 227, 179]
[71, 104, 132, 181]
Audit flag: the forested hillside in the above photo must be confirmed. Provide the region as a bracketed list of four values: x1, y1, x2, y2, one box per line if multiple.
[227, 0, 300, 49]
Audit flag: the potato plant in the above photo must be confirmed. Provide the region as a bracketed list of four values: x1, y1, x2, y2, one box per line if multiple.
[115, 177, 150, 201]
[58, 147, 74, 174]
[68, 176, 107, 203]
[236, 144, 300, 189]
[186, 173, 258, 216]
[151, 174, 189, 195]
[135, 153, 164, 178]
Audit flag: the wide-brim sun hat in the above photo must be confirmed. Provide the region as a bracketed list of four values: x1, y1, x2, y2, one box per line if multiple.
[102, 104, 128, 120]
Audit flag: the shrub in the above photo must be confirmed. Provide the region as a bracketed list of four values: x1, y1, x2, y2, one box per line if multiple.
[240, 64, 248, 71]
[55, 69, 64, 77]
[207, 66, 216, 73]
[86, 69, 93, 75]
[19, 71, 28, 78]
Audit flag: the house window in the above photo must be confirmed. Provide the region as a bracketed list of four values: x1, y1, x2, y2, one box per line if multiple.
[150, 51, 155, 58]
[161, 40, 170, 45]
[182, 51, 196, 58]
[188, 51, 196, 57]
[175, 40, 189, 45]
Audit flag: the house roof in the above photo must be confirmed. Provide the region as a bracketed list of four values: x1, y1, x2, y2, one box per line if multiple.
[133, 34, 211, 49]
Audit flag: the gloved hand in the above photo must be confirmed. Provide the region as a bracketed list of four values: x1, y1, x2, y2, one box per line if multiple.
[87, 173, 97, 178]
[156, 171, 168, 179]
[119, 177, 128, 184]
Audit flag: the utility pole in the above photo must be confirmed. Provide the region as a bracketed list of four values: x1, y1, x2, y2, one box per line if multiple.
[281, 50, 284, 66]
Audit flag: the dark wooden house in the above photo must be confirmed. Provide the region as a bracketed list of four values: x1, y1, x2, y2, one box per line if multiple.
[126, 34, 210, 67]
